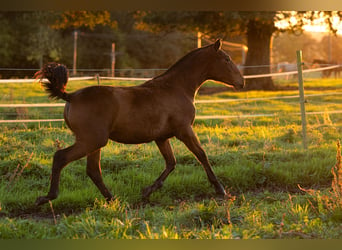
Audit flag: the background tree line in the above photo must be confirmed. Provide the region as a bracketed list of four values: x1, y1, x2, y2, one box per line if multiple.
[0, 11, 341, 90]
[0, 11, 196, 78]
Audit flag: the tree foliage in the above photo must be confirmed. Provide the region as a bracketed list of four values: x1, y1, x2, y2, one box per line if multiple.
[0, 11, 196, 78]
[0, 13, 13, 67]
[51, 11, 116, 30]
[0, 12, 63, 71]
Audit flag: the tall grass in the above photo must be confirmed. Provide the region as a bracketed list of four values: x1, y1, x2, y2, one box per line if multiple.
[299, 140, 342, 221]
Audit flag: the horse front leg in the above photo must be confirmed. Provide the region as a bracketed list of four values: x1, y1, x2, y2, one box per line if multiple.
[142, 139, 176, 200]
[176, 126, 227, 197]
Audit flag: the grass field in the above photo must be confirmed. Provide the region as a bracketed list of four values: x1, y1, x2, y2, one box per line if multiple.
[0, 78, 342, 239]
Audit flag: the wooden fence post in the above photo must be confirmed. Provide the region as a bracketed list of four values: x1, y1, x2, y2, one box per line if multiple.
[296, 50, 307, 150]
[73, 31, 78, 76]
[111, 43, 115, 78]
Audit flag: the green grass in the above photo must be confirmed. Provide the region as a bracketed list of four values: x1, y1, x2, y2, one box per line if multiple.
[0, 78, 342, 239]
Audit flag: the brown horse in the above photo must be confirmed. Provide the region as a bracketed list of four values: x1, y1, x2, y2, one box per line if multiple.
[35, 39, 245, 206]
[312, 59, 342, 78]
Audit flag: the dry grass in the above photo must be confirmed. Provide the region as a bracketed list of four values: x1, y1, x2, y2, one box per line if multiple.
[299, 140, 342, 220]
[6, 152, 33, 191]
[331, 140, 342, 209]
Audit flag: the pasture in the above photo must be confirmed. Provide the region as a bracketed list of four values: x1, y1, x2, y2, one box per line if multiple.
[0, 78, 342, 239]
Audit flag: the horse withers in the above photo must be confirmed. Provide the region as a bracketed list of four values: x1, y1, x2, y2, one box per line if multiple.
[35, 39, 244, 206]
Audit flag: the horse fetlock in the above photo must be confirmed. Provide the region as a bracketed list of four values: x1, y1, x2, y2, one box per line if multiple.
[35, 195, 54, 206]
[214, 182, 226, 196]
[142, 186, 152, 199]
[102, 189, 114, 201]
[35, 190, 59, 206]
[142, 181, 163, 199]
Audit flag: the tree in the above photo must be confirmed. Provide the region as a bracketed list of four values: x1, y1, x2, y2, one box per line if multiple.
[51, 11, 119, 71]
[0, 11, 65, 78]
[51, 11, 116, 30]
[243, 13, 277, 90]
[24, 12, 63, 68]
[319, 34, 342, 63]
[0, 13, 14, 67]
[109, 11, 195, 71]
[272, 32, 322, 64]
[139, 11, 342, 90]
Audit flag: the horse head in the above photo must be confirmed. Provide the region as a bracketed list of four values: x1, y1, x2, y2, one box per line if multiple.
[206, 39, 245, 90]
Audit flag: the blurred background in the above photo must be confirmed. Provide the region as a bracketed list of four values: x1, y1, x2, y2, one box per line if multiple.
[1, 11, 342, 89]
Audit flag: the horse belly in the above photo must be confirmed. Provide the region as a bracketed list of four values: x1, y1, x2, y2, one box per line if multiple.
[109, 113, 172, 144]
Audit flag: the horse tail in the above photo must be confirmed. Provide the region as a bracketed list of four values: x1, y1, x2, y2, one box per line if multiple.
[34, 63, 71, 102]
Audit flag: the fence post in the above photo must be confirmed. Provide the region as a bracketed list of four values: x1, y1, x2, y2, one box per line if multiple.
[197, 32, 202, 48]
[96, 74, 100, 85]
[73, 31, 78, 76]
[111, 43, 115, 78]
[296, 50, 307, 150]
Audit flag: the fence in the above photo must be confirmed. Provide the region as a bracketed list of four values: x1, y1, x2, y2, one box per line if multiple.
[0, 68, 168, 80]
[0, 63, 341, 124]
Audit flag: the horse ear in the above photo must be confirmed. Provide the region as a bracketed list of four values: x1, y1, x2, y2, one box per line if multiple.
[214, 39, 222, 51]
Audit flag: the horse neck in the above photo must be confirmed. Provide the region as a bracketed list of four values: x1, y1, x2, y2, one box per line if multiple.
[159, 50, 210, 100]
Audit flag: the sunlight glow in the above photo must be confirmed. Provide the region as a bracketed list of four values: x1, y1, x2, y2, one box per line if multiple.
[275, 11, 342, 35]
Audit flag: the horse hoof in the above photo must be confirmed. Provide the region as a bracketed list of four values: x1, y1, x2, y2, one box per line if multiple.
[35, 196, 51, 206]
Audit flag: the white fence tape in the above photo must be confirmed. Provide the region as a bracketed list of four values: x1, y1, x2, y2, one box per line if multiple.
[243, 65, 340, 79]
[0, 76, 95, 83]
[100, 76, 151, 81]
[196, 92, 342, 104]
[197, 110, 342, 120]
[1, 92, 341, 108]
[2, 109, 342, 124]
[0, 103, 65, 108]
[0, 119, 64, 124]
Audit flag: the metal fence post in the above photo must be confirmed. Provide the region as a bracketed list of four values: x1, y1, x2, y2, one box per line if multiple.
[296, 50, 307, 150]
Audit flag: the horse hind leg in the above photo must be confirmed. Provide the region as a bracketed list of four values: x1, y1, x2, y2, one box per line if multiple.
[86, 149, 113, 202]
[36, 133, 108, 206]
[142, 139, 176, 199]
[35, 142, 89, 205]
[176, 127, 227, 196]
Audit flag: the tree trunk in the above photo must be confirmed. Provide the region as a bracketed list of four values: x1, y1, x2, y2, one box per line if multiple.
[244, 19, 276, 90]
